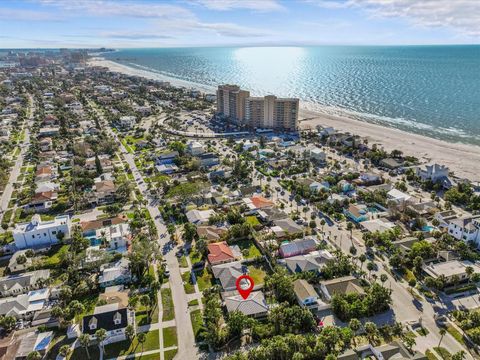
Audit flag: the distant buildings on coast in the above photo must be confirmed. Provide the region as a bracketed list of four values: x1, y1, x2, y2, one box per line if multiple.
[216, 84, 299, 131]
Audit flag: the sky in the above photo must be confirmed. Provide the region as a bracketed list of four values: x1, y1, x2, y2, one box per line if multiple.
[0, 0, 479, 48]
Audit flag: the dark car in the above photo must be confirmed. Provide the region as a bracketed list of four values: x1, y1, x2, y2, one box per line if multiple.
[192, 261, 205, 270]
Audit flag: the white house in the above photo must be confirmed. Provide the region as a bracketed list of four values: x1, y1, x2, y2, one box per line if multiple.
[188, 141, 205, 156]
[309, 148, 326, 163]
[118, 116, 136, 129]
[387, 188, 412, 204]
[186, 209, 217, 225]
[13, 214, 71, 249]
[416, 164, 449, 182]
[96, 223, 130, 251]
[447, 215, 480, 246]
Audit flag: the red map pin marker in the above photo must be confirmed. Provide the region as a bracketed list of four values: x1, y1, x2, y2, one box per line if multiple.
[236, 275, 254, 300]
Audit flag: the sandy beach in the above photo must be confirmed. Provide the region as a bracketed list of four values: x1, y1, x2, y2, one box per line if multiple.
[89, 57, 480, 181]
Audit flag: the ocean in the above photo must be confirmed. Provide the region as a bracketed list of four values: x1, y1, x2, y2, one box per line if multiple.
[104, 46, 480, 145]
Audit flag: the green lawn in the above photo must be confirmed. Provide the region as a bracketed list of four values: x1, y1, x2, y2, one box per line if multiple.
[236, 239, 261, 259]
[136, 303, 159, 326]
[245, 215, 261, 227]
[182, 271, 196, 294]
[161, 288, 175, 321]
[446, 325, 466, 346]
[135, 353, 160, 360]
[104, 330, 159, 357]
[164, 349, 178, 360]
[190, 309, 205, 341]
[189, 249, 203, 264]
[433, 347, 451, 360]
[194, 269, 213, 291]
[163, 327, 178, 348]
[71, 347, 100, 360]
[40, 244, 70, 268]
[247, 264, 267, 285]
[188, 299, 199, 307]
[178, 255, 188, 268]
[426, 350, 438, 360]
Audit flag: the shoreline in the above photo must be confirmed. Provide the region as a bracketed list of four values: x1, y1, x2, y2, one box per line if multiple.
[88, 57, 480, 181]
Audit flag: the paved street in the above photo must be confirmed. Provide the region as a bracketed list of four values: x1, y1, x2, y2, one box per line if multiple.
[93, 102, 199, 359]
[0, 96, 33, 226]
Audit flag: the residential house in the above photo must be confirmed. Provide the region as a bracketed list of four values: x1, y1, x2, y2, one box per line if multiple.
[207, 241, 242, 266]
[0, 270, 50, 297]
[344, 204, 369, 223]
[155, 163, 179, 174]
[118, 116, 136, 129]
[434, 210, 459, 229]
[284, 250, 334, 273]
[85, 155, 113, 172]
[38, 127, 59, 137]
[99, 259, 132, 288]
[96, 223, 130, 251]
[279, 237, 318, 258]
[27, 191, 58, 212]
[309, 148, 326, 164]
[39, 137, 53, 152]
[319, 276, 365, 302]
[15, 331, 54, 360]
[188, 141, 205, 156]
[338, 342, 427, 360]
[186, 209, 217, 225]
[353, 173, 382, 186]
[35, 165, 54, 183]
[13, 214, 71, 249]
[81, 303, 135, 344]
[92, 180, 116, 205]
[211, 261, 245, 291]
[447, 215, 480, 246]
[360, 218, 396, 233]
[387, 189, 412, 204]
[293, 279, 321, 310]
[243, 195, 274, 211]
[380, 158, 403, 169]
[0, 288, 50, 319]
[156, 151, 179, 165]
[310, 181, 330, 193]
[197, 225, 228, 241]
[7, 250, 32, 274]
[422, 260, 480, 284]
[197, 153, 220, 168]
[416, 164, 451, 188]
[34, 181, 59, 194]
[272, 218, 304, 238]
[224, 291, 268, 318]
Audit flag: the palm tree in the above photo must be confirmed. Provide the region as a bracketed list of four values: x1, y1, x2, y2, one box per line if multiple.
[346, 222, 354, 245]
[380, 273, 388, 287]
[349, 318, 361, 346]
[140, 294, 151, 321]
[95, 328, 107, 356]
[359, 254, 366, 270]
[79, 334, 91, 359]
[137, 332, 147, 353]
[466, 266, 474, 283]
[26, 351, 41, 360]
[126, 324, 135, 342]
[438, 328, 446, 348]
[59, 345, 71, 358]
[364, 322, 378, 344]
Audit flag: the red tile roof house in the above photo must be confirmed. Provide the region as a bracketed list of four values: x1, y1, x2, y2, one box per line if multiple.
[207, 241, 241, 266]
